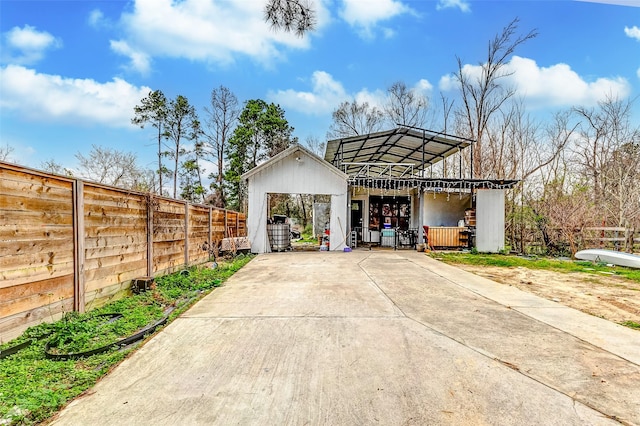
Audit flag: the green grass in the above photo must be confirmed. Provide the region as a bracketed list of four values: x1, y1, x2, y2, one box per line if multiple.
[621, 321, 640, 330]
[431, 252, 640, 284]
[0, 254, 253, 425]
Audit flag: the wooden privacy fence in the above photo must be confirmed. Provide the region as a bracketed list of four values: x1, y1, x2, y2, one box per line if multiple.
[0, 162, 246, 342]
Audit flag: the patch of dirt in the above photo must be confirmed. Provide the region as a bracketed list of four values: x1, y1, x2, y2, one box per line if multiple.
[455, 264, 640, 326]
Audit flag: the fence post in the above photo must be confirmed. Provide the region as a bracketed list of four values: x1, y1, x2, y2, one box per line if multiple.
[208, 206, 212, 255]
[224, 209, 228, 238]
[184, 202, 190, 268]
[147, 195, 154, 277]
[72, 180, 85, 313]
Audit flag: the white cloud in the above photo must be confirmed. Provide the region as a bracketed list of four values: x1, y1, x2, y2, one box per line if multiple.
[414, 79, 433, 94]
[88, 9, 113, 29]
[625, 25, 640, 40]
[339, 0, 412, 39]
[110, 40, 151, 75]
[439, 56, 631, 108]
[2, 25, 61, 65]
[354, 88, 387, 110]
[0, 65, 152, 127]
[637, 67, 640, 78]
[269, 71, 431, 115]
[436, 0, 471, 13]
[113, 0, 328, 73]
[268, 71, 348, 115]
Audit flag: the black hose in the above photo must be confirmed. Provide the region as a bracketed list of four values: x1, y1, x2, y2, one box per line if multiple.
[44, 309, 174, 361]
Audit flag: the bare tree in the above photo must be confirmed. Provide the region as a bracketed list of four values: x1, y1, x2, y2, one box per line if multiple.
[453, 18, 537, 178]
[572, 97, 640, 233]
[384, 81, 429, 128]
[40, 159, 72, 176]
[0, 144, 14, 162]
[304, 135, 325, 156]
[572, 96, 636, 208]
[203, 86, 239, 207]
[75, 145, 147, 189]
[603, 141, 640, 240]
[327, 100, 384, 139]
[264, 0, 315, 36]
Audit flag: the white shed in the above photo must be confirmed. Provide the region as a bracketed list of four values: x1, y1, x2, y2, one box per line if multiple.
[242, 145, 349, 253]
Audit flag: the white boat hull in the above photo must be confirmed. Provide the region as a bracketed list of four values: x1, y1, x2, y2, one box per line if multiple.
[575, 249, 640, 269]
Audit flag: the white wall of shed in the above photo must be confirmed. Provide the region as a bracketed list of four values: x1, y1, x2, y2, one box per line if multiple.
[422, 192, 472, 227]
[246, 149, 348, 253]
[330, 192, 348, 251]
[475, 189, 505, 253]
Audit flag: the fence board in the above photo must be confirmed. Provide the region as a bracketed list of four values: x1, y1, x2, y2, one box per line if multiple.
[0, 298, 73, 342]
[0, 275, 72, 320]
[0, 261, 75, 289]
[0, 223, 73, 244]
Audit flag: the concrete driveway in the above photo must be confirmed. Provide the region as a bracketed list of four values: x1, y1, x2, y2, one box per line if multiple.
[50, 251, 640, 425]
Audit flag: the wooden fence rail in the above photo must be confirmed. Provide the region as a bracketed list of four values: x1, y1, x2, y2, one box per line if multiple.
[0, 162, 246, 343]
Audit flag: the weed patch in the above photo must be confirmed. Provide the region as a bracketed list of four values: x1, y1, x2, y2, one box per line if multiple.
[0, 255, 253, 425]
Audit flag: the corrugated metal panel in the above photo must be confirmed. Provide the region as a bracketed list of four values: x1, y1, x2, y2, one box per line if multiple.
[476, 189, 505, 253]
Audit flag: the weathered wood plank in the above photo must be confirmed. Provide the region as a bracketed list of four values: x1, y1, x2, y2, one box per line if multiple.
[154, 202, 186, 215]
[85, 242, 147, 260]
[83, 184, 146, 198]
[0, 260, 74, 289]
[0, 225, 73, 243]
[84, 234, 148, 248]
[0, 250, 74, 270]
[84, 205, 147, 220]
[84, 251, 147, 271]
[85, 226, 148, 239]
[0, 277, 73, 318]
[0, 178, 73, 201]
[85, 267, 146, 293]
[0, 168, 72, 190]
[0, 194, 73, 213]
[153, 233, 186, 242]
[0, 238, 74, 258]
[0, 298, 73, 344]
[84, 212, 148, 225]
[84, 259, 148, 286]
[0, 274, 71, 300]
[0, 210, 74, 227]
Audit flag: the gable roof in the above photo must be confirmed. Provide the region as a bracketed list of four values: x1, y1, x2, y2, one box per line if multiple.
[242, 144, 348, 181]
[324, 126, 473, 178]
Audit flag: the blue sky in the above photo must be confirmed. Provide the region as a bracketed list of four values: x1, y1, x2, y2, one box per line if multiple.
[1, 0, 639, 175]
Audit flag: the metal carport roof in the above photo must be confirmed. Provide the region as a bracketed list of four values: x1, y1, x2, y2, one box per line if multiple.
[324, 126, 473, 178]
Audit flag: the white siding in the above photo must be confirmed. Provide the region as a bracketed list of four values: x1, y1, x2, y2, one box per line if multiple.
[246, 148, 348, 253]
[475, 189, 505, 253]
